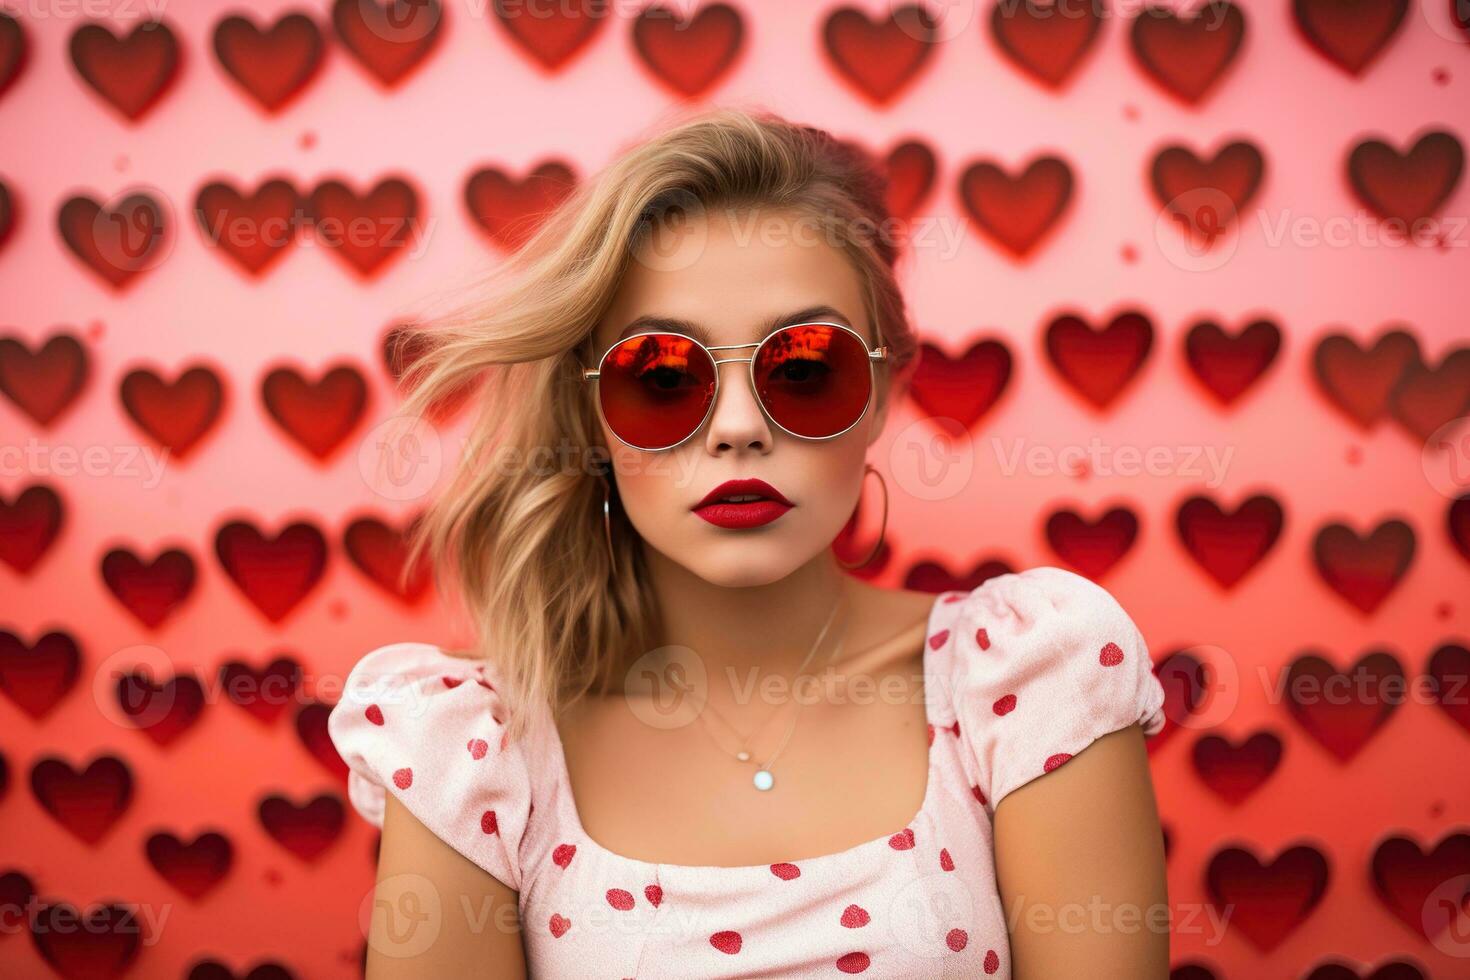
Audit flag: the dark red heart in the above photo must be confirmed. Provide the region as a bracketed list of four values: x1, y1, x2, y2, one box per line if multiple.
[30, 900, 143, 976]
[1284, 650, 1403, 760]
[0, 11, 27, 99]
[1151, 141, 1264, 239]
[1184, 318, 1281, 406]
[219, 656, 303, 725]
[1044, 311, 1153, 410]
[463, 161, 577, 252]
[902, 558, 1014, 594]
[100, 546, 197, 628]
[1312, 519, 1414, 613]
[1301, 961, 1425, 980]
[30, 754, 134, 844]
[258, 793, 344, 862]
[1387, 346, 1470, 440]
[146, 830, 234, 900]
[1451, 494, 1470, 564]
[907, 339, 1012, 430]
[1427, 642, 1470, 735]
[119, 364, 225, 459]
[822, 5, 938, 105]
[1205, 843, 1329, 951]
[958, 156, 1073, 257]
[58, 191, 170, 289]
[213, 13, 324, 112]
[493, 0, 608, 71]
[989, 0, 1102, 88]
[116, 669, 206, 747]
[1348, 130, 1464, 226]
[303, 177, 419, 277]
[1130, 2, 1246, 104]
[1370, 832, 1470, 939]
[1293, 0, 1408, 74]
[1045, 507, 1139, 578]
[1191, 730, 1282, 804]
[194, 179, 304, 276]
[882, 140, 937, 221]
[631, 4, 743, 97]
[186, 960, 299, 980]
[0, 483, 63, 574]
[215, 520, 329, 622]
[0, 870, 36, 929]
[296, 701, 348, 779]
[68, 18, 180, 120]
[1312, 328, 1421, 428]
[261, 363, 367, 460]
[343, 515, 431, 603]
[332, 0, 444, 86]
[1175, 494, 1284, 588]
[0, 629, 80, 719]
[0, 331, 89, 426]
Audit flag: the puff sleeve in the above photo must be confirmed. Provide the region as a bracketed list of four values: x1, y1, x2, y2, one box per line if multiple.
[950, 566, 1167, 811]
[327, 641, 532, 891]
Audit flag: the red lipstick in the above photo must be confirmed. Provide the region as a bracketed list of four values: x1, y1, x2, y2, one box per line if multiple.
[692, 478, 794, 529]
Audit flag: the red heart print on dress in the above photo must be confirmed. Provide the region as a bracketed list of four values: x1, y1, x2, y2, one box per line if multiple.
[1348, 130, 1464, 226]
[549, 912, 571, 937]
[212, 13, 325, 113]
[945, 927, 967, 951]
[1312, 519, 1414, 613]
[1184, 319, 1281, 406]
[1293, 0, 1408, 75]
[145, 830, 233, 900]
[631, 4, 744, 97]
[836, 951, 870, 973]
[552, 843, 576, 868]
[31, 755, 134, 844]
[984, 948, 1001, 973]
[467, 738, 488, 759]
[392, 768, 412, 789]
[364, 705, 384, 726]
[958, 156, 1073, 258]
[709, 930, 742, 954]
[1129, 3, 1245, 104]
[0, 332, 89, 427]
[1205, 843, 1329, 951]
[840, 904, 869, 927]
[939, 848, 954, 871]
[993, 694, 1017, 716]
[907, 339, 1013, 430]
[258, 793, 344, 861]
[332, 0, 444, 87]
[0, 484, 63, 575]
[989, 0, 1101, 89]
[1043, 311, 1153, 411]
[68, 19, 180, 121]
[927, 629, 949, 651]
[644, 884, 662, 907]
[606, 888, 635, 911]
[1099, 642, 1124, 666]
[770, 862, 800, 880]
[821, 5, 938, 105]
[888, 828, 915, 850]
[101, 547, 196, 628]
[215, 520, 329, 623]
[1043, 752, 1073, 772]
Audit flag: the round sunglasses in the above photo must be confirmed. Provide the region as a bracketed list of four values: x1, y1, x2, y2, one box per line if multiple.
[582, 321, 889, 451]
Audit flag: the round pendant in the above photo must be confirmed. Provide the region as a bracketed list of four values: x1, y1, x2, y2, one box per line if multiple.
[736, 751, 751, 762]
[753, 769, 774, 791]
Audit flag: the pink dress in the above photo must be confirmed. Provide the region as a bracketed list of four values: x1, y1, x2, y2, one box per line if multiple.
[328, 565, 1167, 978]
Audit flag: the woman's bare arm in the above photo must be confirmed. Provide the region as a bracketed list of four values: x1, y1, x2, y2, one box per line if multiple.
[363, 793, 528, 979]
[992, 723, 1170, 980]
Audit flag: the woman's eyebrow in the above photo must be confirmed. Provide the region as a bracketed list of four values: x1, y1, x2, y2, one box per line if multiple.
[614, 305, 853, 344]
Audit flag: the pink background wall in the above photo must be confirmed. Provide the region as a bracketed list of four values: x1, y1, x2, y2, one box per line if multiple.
[1, 0, 1468, 976]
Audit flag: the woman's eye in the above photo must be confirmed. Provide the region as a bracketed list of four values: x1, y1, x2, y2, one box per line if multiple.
[773, 358, 829, 384]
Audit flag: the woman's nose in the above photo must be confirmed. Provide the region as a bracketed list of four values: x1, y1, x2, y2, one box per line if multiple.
[702, 358, 772, 451]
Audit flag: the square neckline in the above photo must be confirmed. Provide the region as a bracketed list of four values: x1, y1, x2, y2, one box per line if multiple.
[539, 588, 959, 875]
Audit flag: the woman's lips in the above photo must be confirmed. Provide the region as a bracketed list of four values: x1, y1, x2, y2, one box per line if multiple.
[693, 499, 793, 528]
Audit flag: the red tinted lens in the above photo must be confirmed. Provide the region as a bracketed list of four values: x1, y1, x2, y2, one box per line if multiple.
[753, 324, 873, 438]
[597, 333, 716, 450]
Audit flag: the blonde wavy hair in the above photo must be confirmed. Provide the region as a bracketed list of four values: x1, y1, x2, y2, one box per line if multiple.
[389, 103, 920, 739]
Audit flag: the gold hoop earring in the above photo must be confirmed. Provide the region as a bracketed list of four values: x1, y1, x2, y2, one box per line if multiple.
[601, 473, 616, 570]
[837, 462, 887, 570]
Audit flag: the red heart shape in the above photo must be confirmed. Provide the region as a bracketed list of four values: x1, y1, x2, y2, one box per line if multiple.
[1426, 642, 1470, 735]
[0, 331, 89, 426]
[1293, 0, 1408, 75]
[194, 179, 304, 276]
[296, 701, 348, 779]
[332, 0, 444, 86]
[1129, 3, 1245, 104]
[218, 656, 302, 725]
[989, 0, 1101, 88]
[57, 190, 170, 289]
[1176, 494, 1284, 589]
[213, 13, 324, 112]
[903, 558, 1013, 594]
[908, 339, 1013, 430]
[882, 139, 937, 220]
[552, 842, 577, 868]
[644, 884, 663, 907]
[709, 929, 742, 954]
[343, 515, 432, 603]
[303, 177, 419, 277]
[1348, 130, 1464, 226]
[115, 669, 206, 747]
[958, 155, 1073, 258]
[1387, 346, 1470, 440]
[0, 12, 26, 99]
[1205, 843, 1329, 951]
[1151, 140, 1264, 240]
[0, 629, 80, 719]
[770, 862, 801, 880]
[1453, 494, 1470, 564]
[822, 5, 938, 105]
[101, 546, 197, 628]
[549, 912, 572, 937]
[68, 18, 179, 120]
[1285, 650, 1403, 760]
[1312, 328, 1422, 428]
[119, 364, 225, 459]
[261, 363, 367, 460]
[1312, 519, 1414, 613]
[605, 888, 635, 911]
[1045, 506, 1139, 578]
[494, 0, 607, 70]
[888, 828, 915, 850]
[31, 755, 133, 844]
[463, 161, 577, 252]
[1191, 731, 1282, 804]
[258, 793, 344, 861]
[145, 830, 234, 900]
[1370, 832, 1470, 939]
[30, 900, 143, 976]
[1184, 319, 1281, 406]
[631, 4, 743, 97]
[1044, 311, 1153, 410]
[215, 520, 329, 622]
[0, 483, 63, 574]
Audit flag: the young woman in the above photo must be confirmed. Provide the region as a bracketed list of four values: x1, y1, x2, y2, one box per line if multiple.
[328, 106, 1170, 979]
